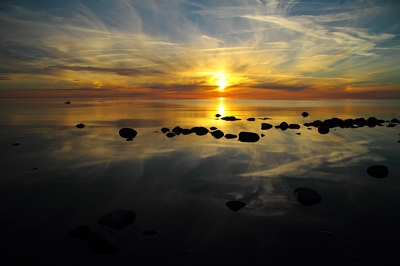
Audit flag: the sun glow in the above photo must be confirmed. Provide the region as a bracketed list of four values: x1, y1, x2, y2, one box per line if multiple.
[217, 74, 227, 91]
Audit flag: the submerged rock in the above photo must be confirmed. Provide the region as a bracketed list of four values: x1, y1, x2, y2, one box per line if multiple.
[211, 130, 224, 139]
[226, 201, 246, 212]
[97, 210, 136, 230]
[87, 228, 118, 254]
[68, 225, 90, 239]
[238, 132, 260, 143]
[367, 165, 388, 178]
[294, 188, 322, 206]
[119, 128, 137, 139]
[76, 123, 85, 129]
[224, 134, 237, 139]
[142, 230, 161, 236]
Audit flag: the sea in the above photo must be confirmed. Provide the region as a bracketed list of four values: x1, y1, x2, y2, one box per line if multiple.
[1, 98, 400, 265]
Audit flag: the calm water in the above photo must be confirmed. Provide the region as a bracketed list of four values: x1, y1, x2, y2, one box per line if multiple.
[1, 98, 400, 265]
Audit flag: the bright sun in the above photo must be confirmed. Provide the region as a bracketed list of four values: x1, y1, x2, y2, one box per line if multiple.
[216, 73, 228, 91]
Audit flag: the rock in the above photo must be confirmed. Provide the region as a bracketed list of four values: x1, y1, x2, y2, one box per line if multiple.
[367, 165, 388, 178]
[301, 112, 309, 117]
[142, 230, 161, 236]
[318, 126, 329, 134]
[288, 124, 300, 129]
[76, 123, 85, 129]
[172, 126, 183, 135]
[261, 134, 265, 137]
[278, 122, 288, 131]
[161, 127, 170, 133]
[261, 123, 273, 130]
[387, 123, 396, 127]
[119, 128, 137, 139]
[65, 101, 71, 104]
[97, 210, 136, 230]
[87, 228, 118, 254]
[221, 116, 241, 121]
[29, 168, 38, 171]
[246, 118, 256, 121]
[210, 127, 218, 131]
[296, 133, 301, 135]
[238, 132, 260, 143]
[225, 201, 246, 212]
[224, 134, 237, 139]
[181, 128, 193, 135]
[12, 143, 20, 146]
[259, 117, 270, 120]
[166, 132, 176, 138]
[191, 127, 209, 136]
[126, 138, 133, 141]
[322, 231, 335, 236]
[68, 225, 90, 239]
[211, 130, 224, 139]
[215, 114, 221, 118]
[294, 188, 322, 206]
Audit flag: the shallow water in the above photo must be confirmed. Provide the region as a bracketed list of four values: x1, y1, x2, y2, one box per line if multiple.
[1, 98, 400, 265]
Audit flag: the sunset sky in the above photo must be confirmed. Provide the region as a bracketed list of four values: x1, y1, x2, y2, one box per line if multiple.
[1, 0, 400, 99]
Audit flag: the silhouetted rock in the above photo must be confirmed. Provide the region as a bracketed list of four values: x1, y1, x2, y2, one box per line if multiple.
[29, 168, 38, 171]
[65, 101, 71, 104]
[225, 201, 246, 212]
[166, 132, 175, 138]
[301, 112, 309, 117]
[172, 126, 183, 135]
[367, 165, 388, 178]
[12, 143, 20, 146]
[387, 123, 396, 127]
[210, 127, 217, 131]
[259, 117, 270, 120]
[224, 134, 237, 139]
[355, 118, 367, 127]
[318, 126, 329, 134]
[191, 127, 209, 136]
[142, 230, 161, 236]
[261, 134, 265, 137]
[294, 188, 322, 206]
[247, 118, 256, 121]
[215, 114, 221, 118]
[68, 225, 90, 239]
[278, 122, 288, 131]
[182, 128, 193, 135]
[288, 124, 300, 129]
[87, 228, 118, 254]
[238, 132, 260, 143]
[261, 123, 273, 130]
[221, 116, 241, 121]
[161, 127, 170, 133]
[97, 210, 136, 230]
[76, 123, 85, 129]
[126, 138, 133, 141]
[119, 128, 137, 139]
[296, 133, 301, 135]
[211, 130, 224, 139]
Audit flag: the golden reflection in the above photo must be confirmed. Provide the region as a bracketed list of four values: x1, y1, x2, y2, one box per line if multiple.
[218, 97, 226, 117]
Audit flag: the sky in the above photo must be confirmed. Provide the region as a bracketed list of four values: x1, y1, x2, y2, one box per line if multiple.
[1, 0, 400, 99]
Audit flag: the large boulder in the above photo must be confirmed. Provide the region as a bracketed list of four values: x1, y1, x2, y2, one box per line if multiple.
[367, 165, 388, 178]
[119, 128, 137, 139]
[238, 132, 260, 143]
[97, 210, 136, 230]
[294, 188, 322, 206]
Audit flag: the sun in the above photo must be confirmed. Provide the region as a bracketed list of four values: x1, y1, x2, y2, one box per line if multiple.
[216, 73, 228, 91]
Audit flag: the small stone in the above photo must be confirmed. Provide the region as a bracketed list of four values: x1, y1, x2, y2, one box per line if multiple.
[166, 132, 176, 138]
[119, 128, 137, 139]
[161, 127, 170, 133]
[215, 114, 221, 118]
[318, 126, 329, 134]
[76, 123, 85, 129]
[294, 188, 322, 206]
[367, 165, 388, 178]
[301, 112, 309, 117]
[211, 130, 224, 139]
[225, 201, 246, 212]
[224, 134, 237, 139]
[97, 210, 136, 230]
[238, 132, 260, 143]
[246, 118, 256, 121]
[210, 127, 218, 131]
[12, 143, 20, 146]
[296, 133, 301, 135]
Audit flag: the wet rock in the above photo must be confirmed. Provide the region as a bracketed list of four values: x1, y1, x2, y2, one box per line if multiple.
[318, 126, 329, 134]
[238, 132, 260, 143]
[181, 128, 193, 135]
[142, 230, 161, 236]
[225, 201, 246, 212]
[166, 132, 176, 138]
[172, 126, 183, 135]
[247, 118, 256, 121]
[288, 124, 300, 129]
[215, 114, 221, 118]
[68, 225, 90, 240]
[210, 127, 218, 131]
[261, 123, 273, 130]
[87, 228, 118, 254]
[12, 143, 20, 146]
[367, 165, 388, 178]
[161, 127, 170, 133]
[76, 123, 85, 129]
[191, 127, 209, 136]
[119, 128, 137, 139]
[211, 130, 224, 139]
[294, 188, 322, 206]
[221, 116, 241, 121]
[224, 134, 237, 139]
[97, 210, 136, 230]
[301, 112, 309, 118]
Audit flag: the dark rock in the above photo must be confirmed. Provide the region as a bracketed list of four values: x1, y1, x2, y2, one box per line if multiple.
[87, 228, 118, 254]
[246, 118, 256, 121]
[224, 134, 237, 139]
[119, 128, 137, 139]
[238, 132, 260, 143]
[172, 126, 183, 135]
[261, 123, 273, 130]
[311, 120, 322, 127]
[354, 118, 367, 127]
[126, 138, 133, 141]
[97, 210, 136, 230]
[288, 124, 300, 129]
[259, 117, 270, 120]
[294, 188, 322, 206]
[65, 101, 71, 104]
[279, 122, 288, 131]
[318, 126, 329, 134]
[215, 114, 221, 118]
[68, 225, 90, 239]
[12, 143, 20, 146]
[210, 127, 218, 131]
[301, 112, 309, 117]
[142, 230, 160, 236]
[161, 127, 170, 133]
[166, 132, 175, 138]
[367, 165, 388, 178]
[221, 116, 241, 121]
[225, 201, 246, 212]
[191, 127, 209, 136]
[29, 168, 38, 171]
[261, 134, 265, 137]
[76, 123, 85, 129]
[296, 133, 301, 135]
[391, 118, 399, 123]
[211, 130, 224, 139]
[181, 128, 193, 135]
[387, 123, 396, 127]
